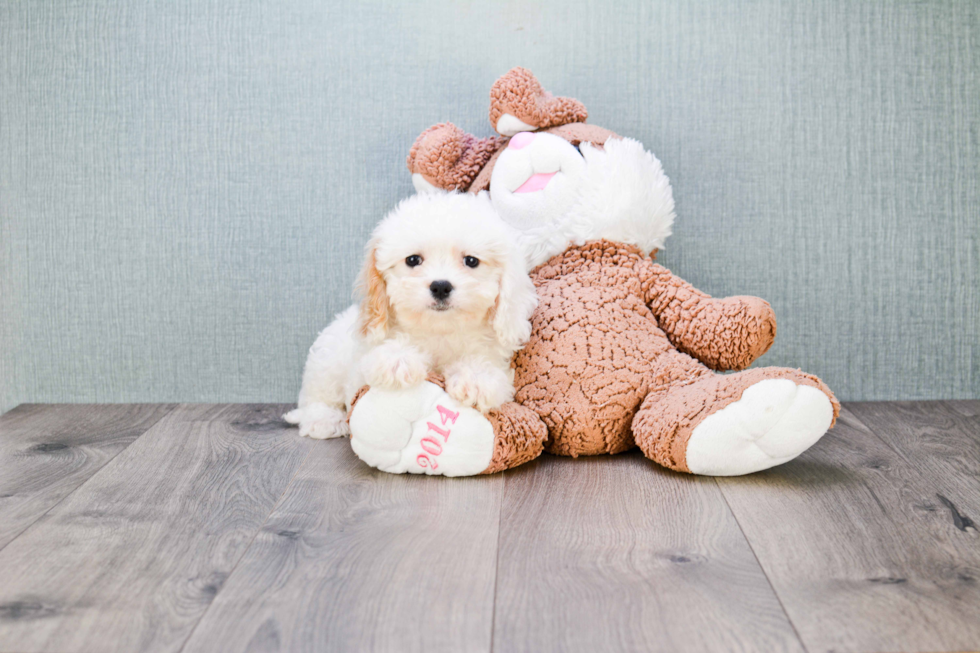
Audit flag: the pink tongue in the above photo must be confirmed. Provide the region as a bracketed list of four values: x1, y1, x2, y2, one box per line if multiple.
[514, 171, 557, 193]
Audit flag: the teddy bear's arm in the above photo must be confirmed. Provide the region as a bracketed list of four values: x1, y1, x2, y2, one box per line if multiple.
[640, 262, 776, 371]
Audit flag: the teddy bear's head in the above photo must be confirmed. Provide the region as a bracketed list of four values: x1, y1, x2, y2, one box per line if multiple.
[408, 67, 676, 268]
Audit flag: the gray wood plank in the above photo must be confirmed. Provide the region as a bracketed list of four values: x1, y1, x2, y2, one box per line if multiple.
[943, 399, 980, 418]
[492, 452, 804, 653]
[0, 403, 312, 653]
[717, 406, 980, 653]
[181, 438, 502, 653]
[849, 400, 980, 502]
[0, 403, 176, 550]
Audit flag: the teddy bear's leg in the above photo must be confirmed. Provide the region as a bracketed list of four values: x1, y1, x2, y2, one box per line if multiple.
[632, 368, 839, 476]
[481, 401, 549, 474]
[346, 380, 547, 477]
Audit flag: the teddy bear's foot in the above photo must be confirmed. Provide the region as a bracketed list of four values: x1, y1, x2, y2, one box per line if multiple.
[684, 378, 834, 475]
[633, 368, 839, 476]
[347, 381, 497, 476]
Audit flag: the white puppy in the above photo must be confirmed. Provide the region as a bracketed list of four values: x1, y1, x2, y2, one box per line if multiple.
[284, 192, 537, 440]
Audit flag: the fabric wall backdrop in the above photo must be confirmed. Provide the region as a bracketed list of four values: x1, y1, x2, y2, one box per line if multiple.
[1, 1, 977, 412]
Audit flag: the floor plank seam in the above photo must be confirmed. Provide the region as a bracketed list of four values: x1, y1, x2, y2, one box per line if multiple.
[714, 477, 810, 653]
[488, 471, 506, 653]
[0, 404, 178, 557]
[174, 438, 317, 653]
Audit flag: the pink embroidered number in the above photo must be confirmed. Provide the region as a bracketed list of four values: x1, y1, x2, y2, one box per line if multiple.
[437, 404, 459, 426]
[415, 404, 460, 472]
[420, 437, 443, 456]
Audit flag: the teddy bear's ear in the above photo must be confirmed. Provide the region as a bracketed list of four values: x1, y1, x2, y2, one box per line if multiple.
[489, 67, 589, 137]
[407, 122, 505, 192]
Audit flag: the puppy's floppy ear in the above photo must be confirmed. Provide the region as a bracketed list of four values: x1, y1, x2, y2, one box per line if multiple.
[357, 240, 390, 344]
[491, 242, 538, 352]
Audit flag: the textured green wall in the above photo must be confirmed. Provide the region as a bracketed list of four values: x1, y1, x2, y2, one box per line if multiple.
[2, 1, 978, 411]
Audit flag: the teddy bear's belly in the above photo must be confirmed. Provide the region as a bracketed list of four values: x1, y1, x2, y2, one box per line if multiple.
[513, 292, 677, 457]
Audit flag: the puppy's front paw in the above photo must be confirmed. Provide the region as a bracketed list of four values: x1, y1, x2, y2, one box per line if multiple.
[362, 343, 430, 390]
[284, 403, 350, 440]
[445, 361, 514, 413]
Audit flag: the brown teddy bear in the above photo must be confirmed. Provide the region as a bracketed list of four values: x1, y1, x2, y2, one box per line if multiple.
[346, 67, 838, 477]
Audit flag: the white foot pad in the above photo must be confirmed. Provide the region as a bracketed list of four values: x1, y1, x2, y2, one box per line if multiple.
[348, 382, 495, 477]
[685, 379, 833, 476]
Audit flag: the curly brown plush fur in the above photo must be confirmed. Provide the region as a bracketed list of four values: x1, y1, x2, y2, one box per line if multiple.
[406, 123, 505, 191]
[515, 240, 838, 462]
[489, 66, 588, 134]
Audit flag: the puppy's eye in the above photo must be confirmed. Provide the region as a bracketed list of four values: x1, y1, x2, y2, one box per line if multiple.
[405, 255, 423, 268]
[463, 256, 480, 268]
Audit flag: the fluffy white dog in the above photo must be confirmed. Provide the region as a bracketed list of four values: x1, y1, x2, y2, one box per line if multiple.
[284, 192, 537, 440]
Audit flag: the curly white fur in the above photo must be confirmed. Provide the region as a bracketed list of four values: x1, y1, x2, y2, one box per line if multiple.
[285, 192, 537, 439]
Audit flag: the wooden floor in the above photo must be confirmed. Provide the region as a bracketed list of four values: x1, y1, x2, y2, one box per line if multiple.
[0, 402, 977, 653]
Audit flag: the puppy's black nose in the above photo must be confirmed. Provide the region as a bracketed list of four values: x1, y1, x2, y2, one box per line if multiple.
[429, 280, 453, 301]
